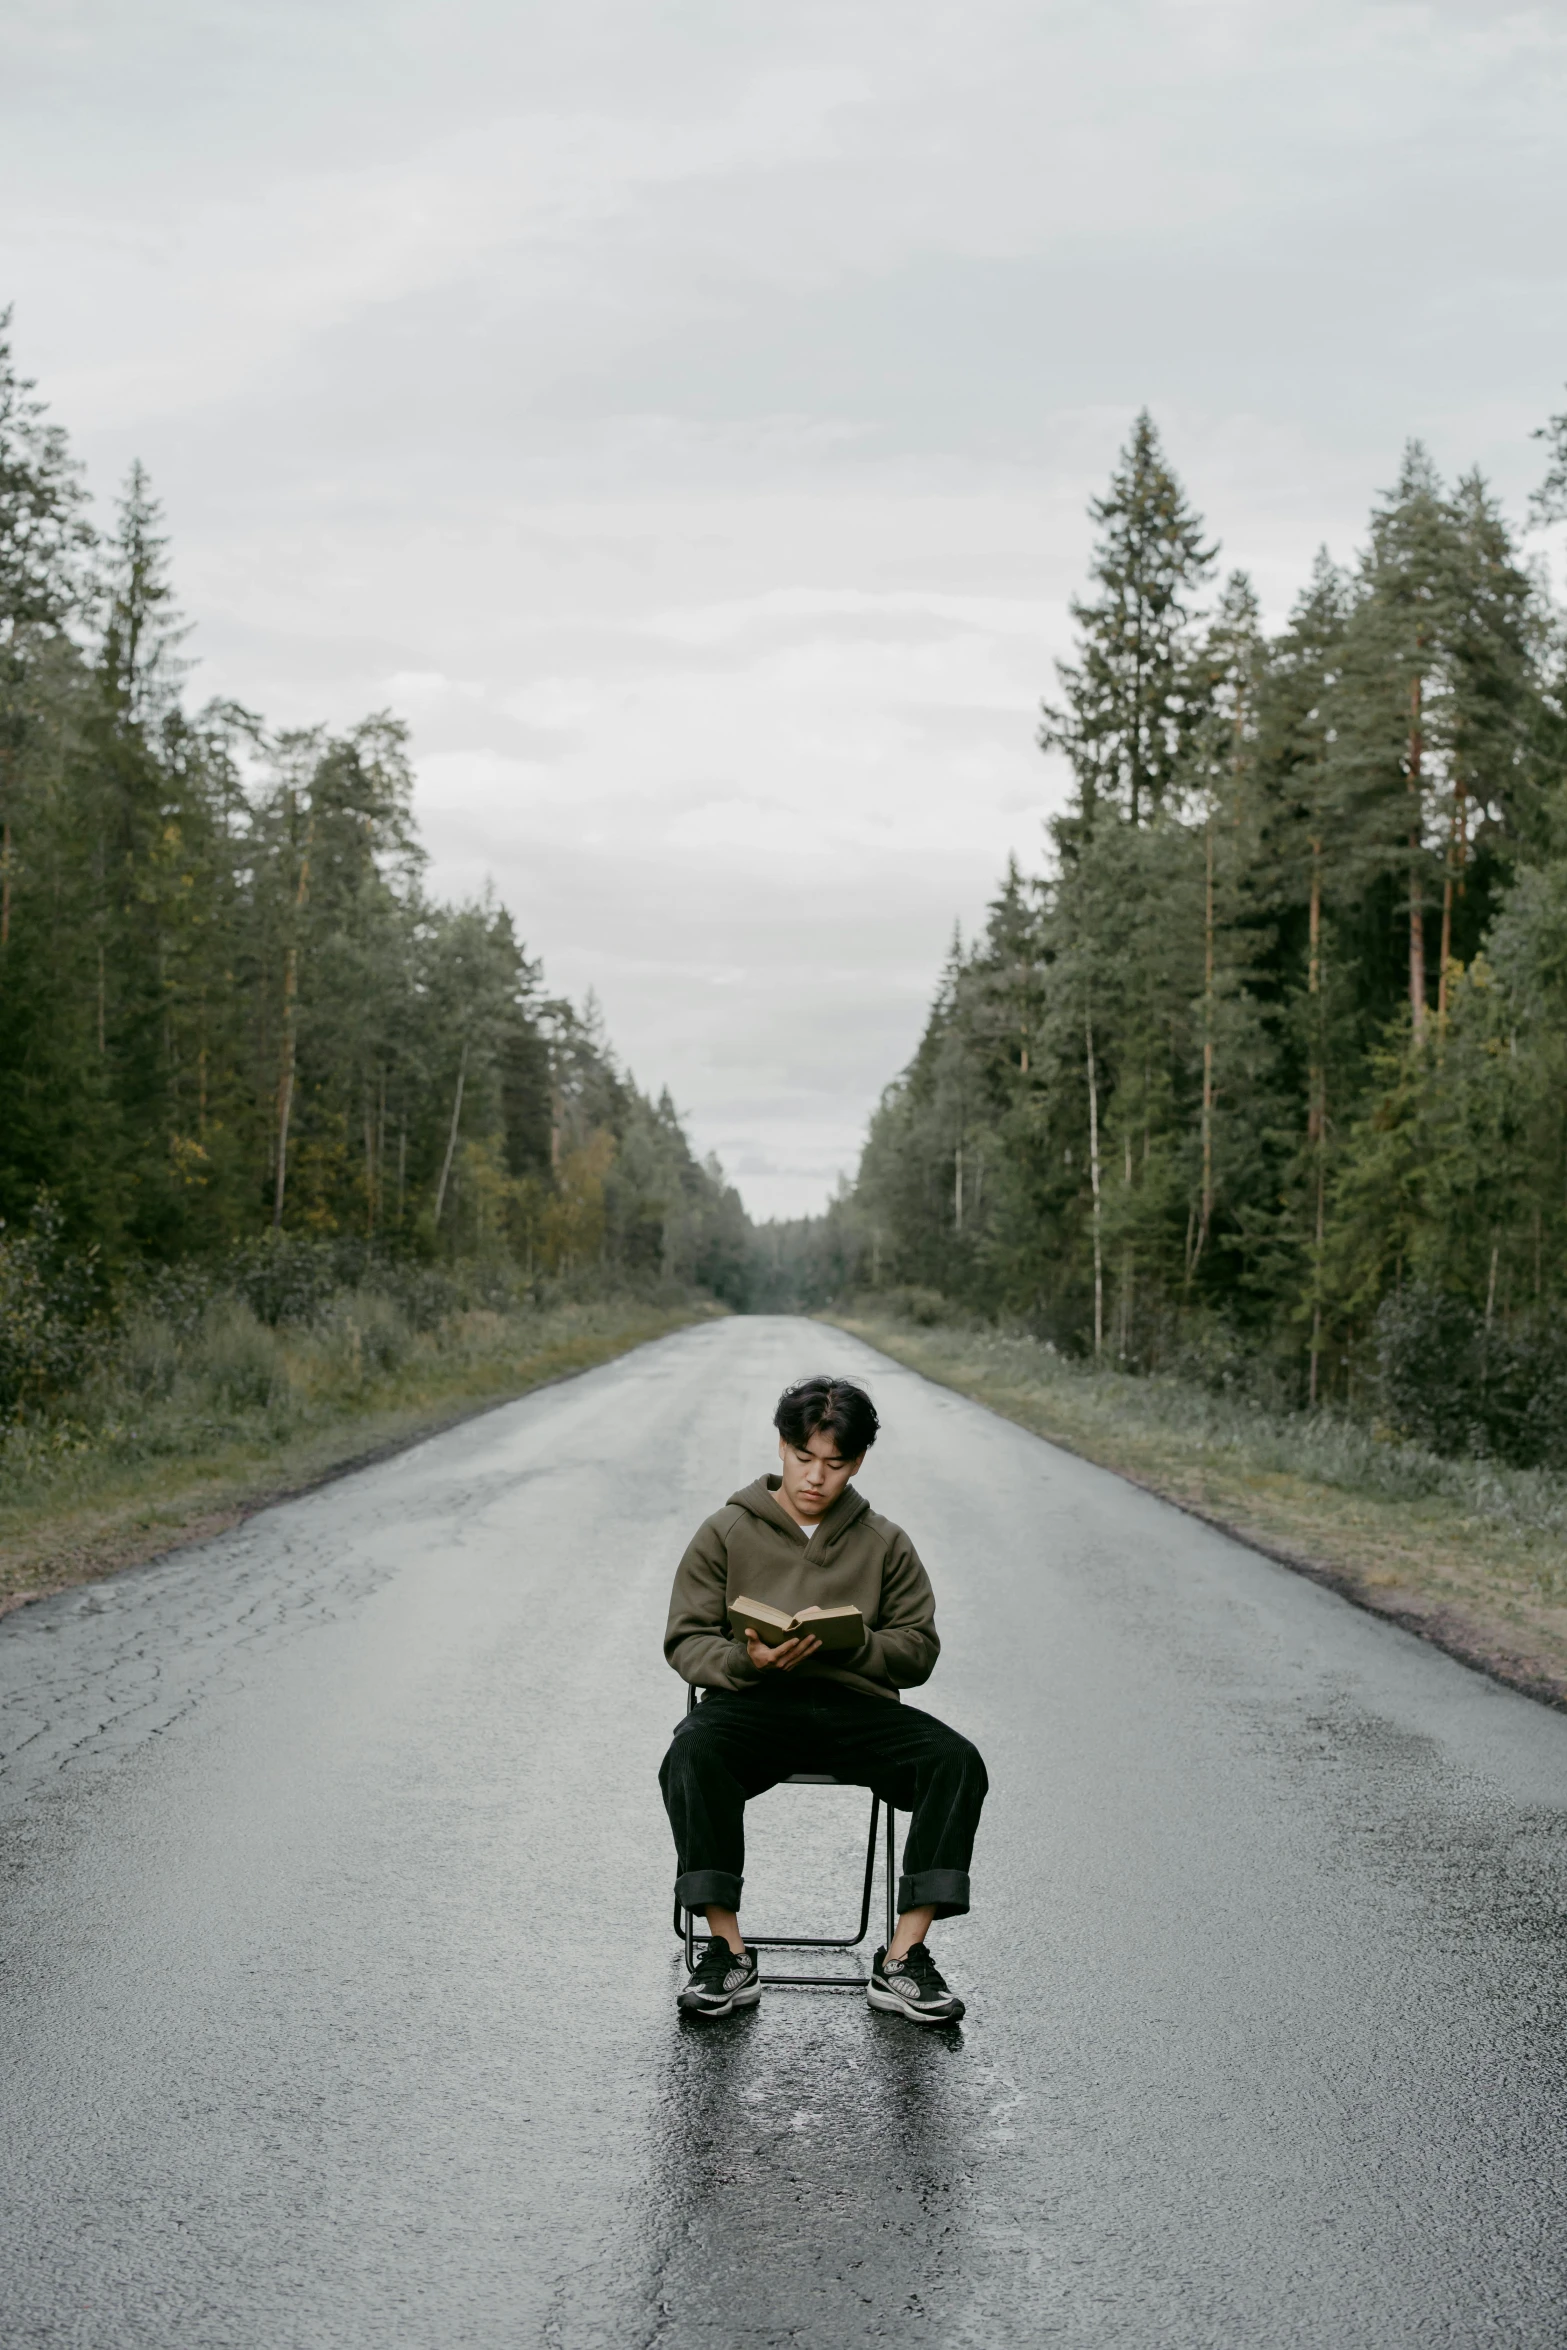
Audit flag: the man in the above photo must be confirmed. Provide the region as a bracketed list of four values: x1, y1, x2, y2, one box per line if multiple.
[659, 1373, 987, 2025]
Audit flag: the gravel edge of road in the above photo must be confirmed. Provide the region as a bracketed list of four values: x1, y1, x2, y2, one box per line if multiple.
[0, 1303, 721, 1622]
[824, 1314, 1567, 1716]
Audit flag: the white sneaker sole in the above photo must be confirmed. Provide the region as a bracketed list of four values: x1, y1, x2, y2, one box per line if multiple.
[867, 1982, 963, 2024]
[679, 1980, 762, 2018]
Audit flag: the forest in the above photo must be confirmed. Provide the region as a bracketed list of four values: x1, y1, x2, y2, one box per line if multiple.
[8, 286, 1567, 1482]
[807, 408, 1567, 1468]
[0, 309, 749, 1417]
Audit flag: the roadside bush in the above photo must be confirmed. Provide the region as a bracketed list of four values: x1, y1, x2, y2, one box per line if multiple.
[860, 1313, 1567, 1547]
[1375, 1284, 1567, 1469]
[345, 1289, 410, 1375]
[296, 1289, 411, 1395]
[118, 1311, 183, 1404]
[1158, 1309, 1303, 1414]
[227, 1236, 374, 1328]
[191, 1300, 292, 1413]
[873, 1285, 963, 1329]
[0, 1195, 105, 1412]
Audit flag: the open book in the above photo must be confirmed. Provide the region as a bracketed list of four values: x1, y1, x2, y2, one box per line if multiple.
[729, 1595, 867, 1652]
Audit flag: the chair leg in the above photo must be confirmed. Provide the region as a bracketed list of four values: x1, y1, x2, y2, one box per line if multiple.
[672, 1797, 901, 1988]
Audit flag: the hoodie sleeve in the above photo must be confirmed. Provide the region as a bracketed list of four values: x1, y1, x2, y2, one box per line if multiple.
[664, 1511, 761, 1691]
[859, 1526, 940, 1690]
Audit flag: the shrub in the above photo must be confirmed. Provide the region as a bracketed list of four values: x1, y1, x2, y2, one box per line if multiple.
[0, 1195, 104, 1412]
[876, 1285, 961, 1328]
[190, 1300, 291, 1414]
[1375, 1284, 1567, 1469]
[118, 1312, 183, 1404]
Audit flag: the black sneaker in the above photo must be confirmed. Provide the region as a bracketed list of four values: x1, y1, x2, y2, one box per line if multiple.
[868, 1942, 965, 2024]
[678, 1937, 761, 2018]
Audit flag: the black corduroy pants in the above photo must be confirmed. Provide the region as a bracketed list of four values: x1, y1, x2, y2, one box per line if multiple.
[659, 1679, 988, 1921]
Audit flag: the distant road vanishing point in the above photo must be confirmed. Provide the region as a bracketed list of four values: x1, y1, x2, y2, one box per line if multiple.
[3, 1315, 1566, 2346]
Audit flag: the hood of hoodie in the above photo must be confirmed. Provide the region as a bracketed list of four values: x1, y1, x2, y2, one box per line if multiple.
[725, 1475, 870, 1554]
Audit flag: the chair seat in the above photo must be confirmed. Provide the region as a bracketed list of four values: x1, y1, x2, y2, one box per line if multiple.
[782, 1772, 843, 1786]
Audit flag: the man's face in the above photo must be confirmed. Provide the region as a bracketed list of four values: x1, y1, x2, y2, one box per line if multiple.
[777, 1425, 863, 1520]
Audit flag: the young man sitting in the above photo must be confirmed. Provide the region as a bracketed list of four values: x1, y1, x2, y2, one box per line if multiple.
[659, 1374, 988, 2024]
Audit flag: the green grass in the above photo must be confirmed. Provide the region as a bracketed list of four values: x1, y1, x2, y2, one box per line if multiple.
[826, 1309, 1567, 1708]
[1, 1288, 721, 1610]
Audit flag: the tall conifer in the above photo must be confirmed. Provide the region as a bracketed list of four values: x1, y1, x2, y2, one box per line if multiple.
[1040, 411, 1217, 826]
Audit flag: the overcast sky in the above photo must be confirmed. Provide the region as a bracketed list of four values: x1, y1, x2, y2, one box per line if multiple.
[5, 1, 1564, 1217]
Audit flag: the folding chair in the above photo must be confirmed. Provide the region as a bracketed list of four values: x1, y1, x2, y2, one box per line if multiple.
[671, 1685, 896, 1988]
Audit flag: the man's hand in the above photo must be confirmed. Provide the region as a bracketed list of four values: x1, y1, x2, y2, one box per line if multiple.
[744, 1626, 822, 1673]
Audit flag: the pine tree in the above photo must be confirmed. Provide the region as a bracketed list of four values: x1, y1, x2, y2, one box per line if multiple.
[1529, 387, 1567, 526]
[1258, 551, 1354, 1397]
[1040, 411, 1217, 826]
[1341, 445, 1467, 1042]
[100, 462, 190, 727]
[0, 308, 93, 952]
[1437, 470, 1542, 1013]
[0, 308, 91, 637]
[1186, 571, 1267, 1276]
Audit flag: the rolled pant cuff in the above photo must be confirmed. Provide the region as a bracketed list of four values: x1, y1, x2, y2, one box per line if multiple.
[898, 1868, 970, 1919]
[676, 1868, 743, 1913]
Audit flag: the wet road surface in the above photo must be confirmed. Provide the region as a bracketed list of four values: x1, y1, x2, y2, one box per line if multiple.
[3, 1314, 1567, 2347]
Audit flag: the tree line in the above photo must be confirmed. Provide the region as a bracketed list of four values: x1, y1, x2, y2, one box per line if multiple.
[821, 409, 1567, 1464]
[0, 310, 750, 1334]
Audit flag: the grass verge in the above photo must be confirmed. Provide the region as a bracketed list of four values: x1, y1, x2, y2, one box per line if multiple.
[1, 1294, 721, 1613]
[827, 1311, 1567, 1710]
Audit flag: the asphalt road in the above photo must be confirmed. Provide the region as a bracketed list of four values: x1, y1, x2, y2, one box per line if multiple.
[4, 1315, 1567, 2349]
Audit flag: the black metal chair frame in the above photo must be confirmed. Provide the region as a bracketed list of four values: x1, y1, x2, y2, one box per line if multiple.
[671, 1686, 896, 1988]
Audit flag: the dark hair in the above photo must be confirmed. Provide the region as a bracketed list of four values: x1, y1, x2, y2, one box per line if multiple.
[773, 1375, 880, 1460]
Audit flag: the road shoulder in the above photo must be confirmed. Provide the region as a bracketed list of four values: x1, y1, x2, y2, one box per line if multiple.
[2, 1300, 721, 1617]
[825, 1312, 1567, 1712]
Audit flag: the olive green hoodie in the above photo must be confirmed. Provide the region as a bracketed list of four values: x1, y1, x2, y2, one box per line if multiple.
[663, 1474, 939, 1703]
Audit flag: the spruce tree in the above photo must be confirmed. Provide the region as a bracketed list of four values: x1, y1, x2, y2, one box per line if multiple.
[1040, 411, 1217, 826]
[0, 308, 93, 952]
[100, 462, 190, 727]
[1341, 444, 1466, 1041]
[1185, 572, 1268, 1276]
[1529, 387, 1567, 526]
[1438, 470, 1542, 1006]
[1257, 551, 1355, 1396]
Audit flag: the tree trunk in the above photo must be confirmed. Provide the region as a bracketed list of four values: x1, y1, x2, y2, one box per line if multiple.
[1307, 840, 1326, 1407]
[434, 1042, 469, 1228]
[953, 1136, 963, 1232]
[0, 742, 14, 948]
[1407, 672, 1426, 1038]
[1437, 776, 1466, 1025]
[273, 945, 299, 1230]
[272, 805, 314, 1230]
[1085, 1000, 1104, 1358]
[1193, 811, 1216, 1275]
